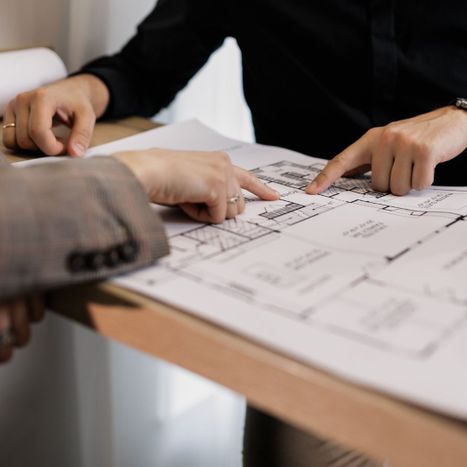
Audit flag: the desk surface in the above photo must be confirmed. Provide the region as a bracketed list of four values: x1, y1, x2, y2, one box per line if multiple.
[3, 118, 467, 467]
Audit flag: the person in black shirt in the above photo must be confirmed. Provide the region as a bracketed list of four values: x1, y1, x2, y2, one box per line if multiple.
[4, 0, 467, 193]
[4, 1, 466, 465]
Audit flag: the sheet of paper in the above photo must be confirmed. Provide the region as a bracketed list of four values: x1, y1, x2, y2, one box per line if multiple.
[52, 121, 467, 418]
[0, 48, 67, 116]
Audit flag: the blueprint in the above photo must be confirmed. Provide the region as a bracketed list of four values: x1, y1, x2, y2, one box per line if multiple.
[87, 121, 467, 419]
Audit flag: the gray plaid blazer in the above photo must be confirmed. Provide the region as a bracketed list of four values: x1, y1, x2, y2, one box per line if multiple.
[0, 156, 169, 300]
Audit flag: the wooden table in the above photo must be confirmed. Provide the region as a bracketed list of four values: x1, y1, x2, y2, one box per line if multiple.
[3, 117, 467, 467]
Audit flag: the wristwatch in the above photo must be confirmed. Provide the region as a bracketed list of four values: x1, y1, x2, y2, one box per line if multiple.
[454, 97, 467, 110]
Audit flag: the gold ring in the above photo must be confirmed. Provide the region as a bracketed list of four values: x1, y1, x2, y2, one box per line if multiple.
[2, 122, 16, 129]
[227, 194, 241, 204]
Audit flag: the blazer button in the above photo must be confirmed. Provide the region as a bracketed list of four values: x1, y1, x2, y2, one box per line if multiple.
[105, 248, 121, 268]
[117, 241, 139, 263]
[67, 253, 86, 274]
[85, 252, 106, 271]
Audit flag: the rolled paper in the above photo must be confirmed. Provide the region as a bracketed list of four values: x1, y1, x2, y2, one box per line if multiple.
[0, 47, 67, 116]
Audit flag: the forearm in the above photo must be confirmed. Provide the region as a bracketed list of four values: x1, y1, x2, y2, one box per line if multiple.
[0, 158, 169, 300]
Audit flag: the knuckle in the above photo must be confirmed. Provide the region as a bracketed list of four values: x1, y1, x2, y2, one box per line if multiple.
[365, 126, 382, 139]
[15, 92, 30, 106]
[380, 126, 400, 147]
[206, 189, 219, 204]
[212, 151, 231, 170]
[412, 142, 433, 161]
[15, 92, 35, 110]
[32, 88, 49, 103]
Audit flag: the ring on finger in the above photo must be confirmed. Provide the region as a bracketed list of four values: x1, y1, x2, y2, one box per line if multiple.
[2, 122, 16, 130]
[0, 329, 14, 347]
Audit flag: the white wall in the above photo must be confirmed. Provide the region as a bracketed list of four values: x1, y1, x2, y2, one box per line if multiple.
[0, 0, 70, 58]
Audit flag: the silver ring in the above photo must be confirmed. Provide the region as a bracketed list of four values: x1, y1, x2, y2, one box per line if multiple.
[2, 122, 16, 130]
[227, 194, 242, 204]
[0, 330, 14, 347]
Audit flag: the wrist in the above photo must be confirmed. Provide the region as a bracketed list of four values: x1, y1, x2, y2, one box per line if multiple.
[112, 151, 167, 201]
[449, 100, 467, 149]
[451, 100, 467, 127]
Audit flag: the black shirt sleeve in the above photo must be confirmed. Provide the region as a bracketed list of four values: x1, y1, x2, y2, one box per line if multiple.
[78, 0, 231, 119]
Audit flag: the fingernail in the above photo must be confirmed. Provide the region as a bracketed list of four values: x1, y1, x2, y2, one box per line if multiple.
[72, 143, 85, 157]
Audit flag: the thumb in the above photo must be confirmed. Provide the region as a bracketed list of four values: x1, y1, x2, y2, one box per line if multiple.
[67, 107, 95, 157]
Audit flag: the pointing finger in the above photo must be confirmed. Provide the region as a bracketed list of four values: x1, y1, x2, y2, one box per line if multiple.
[306, 136, 371, 195]
[235, 167, 280, 200]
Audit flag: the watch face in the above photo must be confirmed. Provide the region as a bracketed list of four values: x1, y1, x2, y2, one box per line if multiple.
[456, 98, 467, 110]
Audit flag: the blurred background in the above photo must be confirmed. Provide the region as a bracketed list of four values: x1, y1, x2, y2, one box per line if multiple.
[0, 1, 252, 466]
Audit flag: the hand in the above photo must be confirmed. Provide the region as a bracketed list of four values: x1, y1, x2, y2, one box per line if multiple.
[2, 75, 110, 157]
[306, 106, 467, 196]
[114, 149, 280, 223]
[0, 296, 45, 363]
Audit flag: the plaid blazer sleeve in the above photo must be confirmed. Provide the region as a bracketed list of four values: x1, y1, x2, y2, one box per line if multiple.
[0, 157, 169, 300]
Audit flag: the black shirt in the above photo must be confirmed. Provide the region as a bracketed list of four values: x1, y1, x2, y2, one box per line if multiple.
[81, 0, 467, 184]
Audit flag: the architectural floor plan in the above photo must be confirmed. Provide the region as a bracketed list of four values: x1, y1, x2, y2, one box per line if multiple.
[88, 121, 467, 419]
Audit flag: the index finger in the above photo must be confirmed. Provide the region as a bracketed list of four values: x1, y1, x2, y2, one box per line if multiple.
[235, 167, 280, 200]
[305, 137, 371, 195]
[29, 96, 65, 156]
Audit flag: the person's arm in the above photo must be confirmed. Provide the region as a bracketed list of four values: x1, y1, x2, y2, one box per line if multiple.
[0, 148, 278, 362]
[2, 0, 230, 156]
[0, 157, 169, 301]
[306, 105, 467, 196]
[0, 148, 278, 300]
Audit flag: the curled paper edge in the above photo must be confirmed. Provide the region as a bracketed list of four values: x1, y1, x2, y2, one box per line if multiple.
[0, 47, 67, 117]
